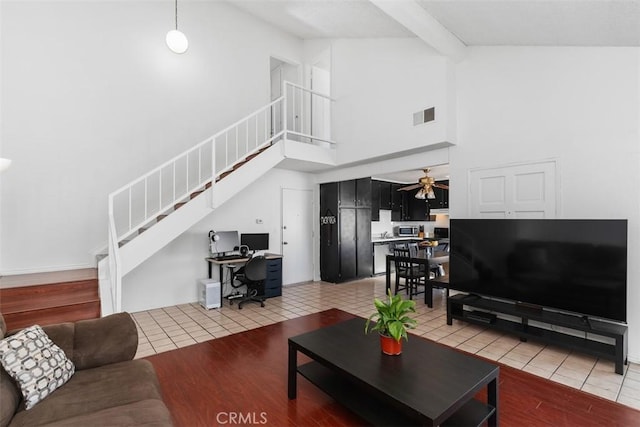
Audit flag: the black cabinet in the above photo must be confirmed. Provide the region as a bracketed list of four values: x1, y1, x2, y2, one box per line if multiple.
[429, 180, 449, 210]
[340, 178, 371, 208]
[406, 195, 430, 221]
[386, 180, 440, 221]
[264, 258, 282, 298]
[371, 180, 380, 222]
[338, 207, 357, 280]
[320, 179, 372, 283]
[379, 181, 391, 210]
[356, 178, 371, 207]
[320, 183, 340, 282]
[339, 180, 356, 207]
[356, 208, 372, 276]
[391, 184, 404, 221]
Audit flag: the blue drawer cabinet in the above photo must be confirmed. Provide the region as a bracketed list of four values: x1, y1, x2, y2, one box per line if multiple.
[264, 258, 282, 298]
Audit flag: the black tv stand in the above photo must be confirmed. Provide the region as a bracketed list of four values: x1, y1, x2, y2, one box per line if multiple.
[447, 293, 628, 374]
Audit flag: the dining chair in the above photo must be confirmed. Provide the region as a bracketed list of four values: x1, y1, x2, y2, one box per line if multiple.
[392, 247, 425, 300]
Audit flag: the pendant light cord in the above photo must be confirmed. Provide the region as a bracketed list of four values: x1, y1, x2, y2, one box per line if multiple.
[175, 0, 178, 30]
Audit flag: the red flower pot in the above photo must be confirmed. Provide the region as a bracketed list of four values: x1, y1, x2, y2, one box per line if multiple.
[380, 334, 402, 355]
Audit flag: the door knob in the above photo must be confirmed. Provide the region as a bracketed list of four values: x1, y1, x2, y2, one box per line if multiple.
[283, 242, 288, 245]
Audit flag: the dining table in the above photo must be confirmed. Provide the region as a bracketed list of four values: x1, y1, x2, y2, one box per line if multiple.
[385, 250, 450, 308]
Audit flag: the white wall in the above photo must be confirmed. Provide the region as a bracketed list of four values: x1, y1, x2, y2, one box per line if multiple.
[331, 38, 455, 164]
[122, 168, 314, 313]
[449, 47, 640, 360]
[0, 1, 303, 275]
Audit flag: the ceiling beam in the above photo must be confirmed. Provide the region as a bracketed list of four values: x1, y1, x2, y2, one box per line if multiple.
[369, 0, 467, 62]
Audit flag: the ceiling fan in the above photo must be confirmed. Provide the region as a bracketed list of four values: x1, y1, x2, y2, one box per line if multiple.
[397, 168, 449, 199]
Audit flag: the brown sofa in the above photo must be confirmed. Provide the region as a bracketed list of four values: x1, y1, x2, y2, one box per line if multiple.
[0, 312, 173, 426]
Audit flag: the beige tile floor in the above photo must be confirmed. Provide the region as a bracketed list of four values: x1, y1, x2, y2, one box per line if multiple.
[132, 275, 640, 411]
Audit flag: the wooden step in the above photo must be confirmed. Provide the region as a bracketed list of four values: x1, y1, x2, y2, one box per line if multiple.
[214, 145, 272, 183]
[174, 201, 187, 210]
[0, 278, 100, 331]
[190, 190, 204, 199]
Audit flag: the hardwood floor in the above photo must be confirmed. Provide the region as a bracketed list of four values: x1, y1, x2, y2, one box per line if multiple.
[148, 308, 640, 426]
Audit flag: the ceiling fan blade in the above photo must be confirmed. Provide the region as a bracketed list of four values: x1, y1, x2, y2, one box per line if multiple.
[433, 183, 449, 190]
[397, 183, 422, 191]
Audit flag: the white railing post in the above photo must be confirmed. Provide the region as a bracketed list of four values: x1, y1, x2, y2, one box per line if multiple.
[107, 195, 122, 313]
[283, 82, 288, 137]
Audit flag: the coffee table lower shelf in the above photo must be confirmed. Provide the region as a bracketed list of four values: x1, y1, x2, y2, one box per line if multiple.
[298, 361, 495, 427]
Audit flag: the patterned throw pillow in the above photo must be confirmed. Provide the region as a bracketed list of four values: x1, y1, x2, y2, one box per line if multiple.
[0, 325, 75, 410]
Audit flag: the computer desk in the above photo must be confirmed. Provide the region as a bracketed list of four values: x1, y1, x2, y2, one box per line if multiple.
[205, 253, 283, 305]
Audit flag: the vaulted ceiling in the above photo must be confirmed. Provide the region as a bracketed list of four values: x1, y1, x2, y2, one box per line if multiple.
[226, 0, 638, 183]
[228, 0, 640, 47]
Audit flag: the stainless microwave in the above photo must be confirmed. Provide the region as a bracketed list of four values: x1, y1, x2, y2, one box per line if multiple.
[394, 226, 419, 237]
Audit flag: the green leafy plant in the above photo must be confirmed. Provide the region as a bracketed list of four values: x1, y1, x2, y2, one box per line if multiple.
[365, 290, 417, 342]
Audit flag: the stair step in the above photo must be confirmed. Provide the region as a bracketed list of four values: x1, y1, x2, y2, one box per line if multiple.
[138, 227, 148, 235]
[2, 302, 101, 331]
[0, 279, 100, 331]
[118, 239, 132, 248]
[174, 201, 187, 210]
[190, 190, 204, 199]
[205, 182, 212, 189]
[157, 214, 168, 222]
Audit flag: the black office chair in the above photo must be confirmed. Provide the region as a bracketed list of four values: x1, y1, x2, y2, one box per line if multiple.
[234, 255, 267, 309]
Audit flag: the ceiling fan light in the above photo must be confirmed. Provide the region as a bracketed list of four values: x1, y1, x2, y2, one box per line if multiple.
[426, 187, 436, 199]
[415, 188, 426, 199]
[166, 30, 188, 54]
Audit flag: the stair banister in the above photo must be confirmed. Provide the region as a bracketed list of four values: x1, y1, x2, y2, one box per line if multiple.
[101, 82, 336, 313]
[107, 196, 121, 313]
[283, 80, 336, 145]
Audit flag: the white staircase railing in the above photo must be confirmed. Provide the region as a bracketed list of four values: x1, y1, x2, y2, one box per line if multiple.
[104, 81, 334, 313]
[284, 81, 334, 145]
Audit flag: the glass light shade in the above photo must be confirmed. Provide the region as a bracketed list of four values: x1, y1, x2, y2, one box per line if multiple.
[166, 30, 188, 54]
[415, 188, 426, 199]
[0, 158, 12, 172]
[426, 187, 436, 199]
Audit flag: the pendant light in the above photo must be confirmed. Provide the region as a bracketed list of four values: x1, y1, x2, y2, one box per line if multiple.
[0, 158, 11, 173]
[166, 0, 188, 54]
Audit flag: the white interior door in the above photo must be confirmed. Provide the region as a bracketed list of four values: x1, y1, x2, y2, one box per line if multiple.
[281, 188, 313, 285]
[469, 160, 557, 218]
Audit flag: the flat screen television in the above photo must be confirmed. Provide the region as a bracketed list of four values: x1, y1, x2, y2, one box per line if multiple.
[449, 219, 627, 323]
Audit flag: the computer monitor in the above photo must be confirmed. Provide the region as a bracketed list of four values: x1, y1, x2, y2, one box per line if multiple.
[240, 233, 269, 252]
[211, 231, 239, 255]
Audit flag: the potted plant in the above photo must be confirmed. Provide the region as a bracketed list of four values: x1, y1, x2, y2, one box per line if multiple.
[364, 290, 417, 355]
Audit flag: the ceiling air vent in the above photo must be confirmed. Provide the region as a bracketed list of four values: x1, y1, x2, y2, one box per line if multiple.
[413, 107, 435, 126]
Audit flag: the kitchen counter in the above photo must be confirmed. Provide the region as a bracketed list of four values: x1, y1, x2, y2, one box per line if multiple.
[371, 237, 418, 243]
[371, 237, 443, 243]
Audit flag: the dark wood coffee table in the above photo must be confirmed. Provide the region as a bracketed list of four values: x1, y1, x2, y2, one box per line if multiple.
[288, 317, 499, 426]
